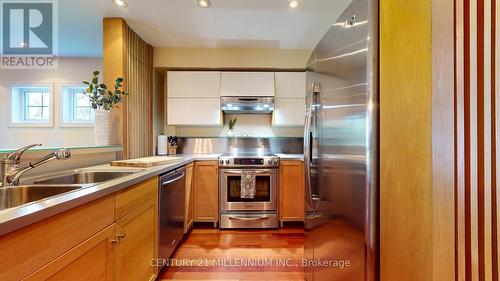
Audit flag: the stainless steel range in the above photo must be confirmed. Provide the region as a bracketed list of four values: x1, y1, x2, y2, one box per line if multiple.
[218, 153, 279, 229]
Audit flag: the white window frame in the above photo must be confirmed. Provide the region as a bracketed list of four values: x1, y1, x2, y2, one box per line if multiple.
[60, 83, 95, 127]
[8, 83, 54, 128]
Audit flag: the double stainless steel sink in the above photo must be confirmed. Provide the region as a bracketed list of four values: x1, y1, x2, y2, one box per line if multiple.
[0, 170, 141, 210]
[0, 185, 82, 210]
[33, 171, 137, 185]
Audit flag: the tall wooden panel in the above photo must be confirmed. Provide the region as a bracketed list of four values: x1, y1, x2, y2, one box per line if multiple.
[382, 0, 500, 279]
[103, 18, 126, 148]
[103, 18, 153, 159]
[454, 0, 499, 280]
[491, 1, 500, 280]
[125, 27, 154, 159]
[432, 0, 457, 280]
[380, 1, 434, 280]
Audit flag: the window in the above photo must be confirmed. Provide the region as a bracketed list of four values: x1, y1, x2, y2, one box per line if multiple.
[24, 91, 50, 121]
[10, 85, 53, 126]
[61, 85, 94, 125]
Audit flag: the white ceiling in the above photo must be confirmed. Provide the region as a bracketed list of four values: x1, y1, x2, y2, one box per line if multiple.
[58, 0, 351, 57]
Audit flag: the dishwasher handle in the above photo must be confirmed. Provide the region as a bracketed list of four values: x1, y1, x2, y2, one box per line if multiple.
[160, 168, 185, 186]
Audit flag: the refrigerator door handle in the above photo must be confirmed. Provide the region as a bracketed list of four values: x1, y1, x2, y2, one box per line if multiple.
[304, 83, 316, 207]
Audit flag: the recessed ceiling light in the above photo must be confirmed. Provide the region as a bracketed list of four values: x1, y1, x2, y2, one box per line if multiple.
[113, 0, 127, 7]
[197, 0, 211, 8]
[288, 0, 299, 8]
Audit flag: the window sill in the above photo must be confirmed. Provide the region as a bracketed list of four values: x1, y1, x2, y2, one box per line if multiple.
[59, 123, 95, 128]
[0, 145, 122, 157]
[8, 122, 53, 128]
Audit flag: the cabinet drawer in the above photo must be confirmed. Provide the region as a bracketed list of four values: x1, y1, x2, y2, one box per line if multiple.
[115, 177, 158, 220]
[0, 195, 115, 281]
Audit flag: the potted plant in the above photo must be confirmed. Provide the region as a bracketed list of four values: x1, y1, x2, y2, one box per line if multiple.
[83, 70, 129, 145]
[228, 118, 237, 137]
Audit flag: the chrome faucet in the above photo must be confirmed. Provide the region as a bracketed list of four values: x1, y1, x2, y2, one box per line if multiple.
[1, 144, 71, 187]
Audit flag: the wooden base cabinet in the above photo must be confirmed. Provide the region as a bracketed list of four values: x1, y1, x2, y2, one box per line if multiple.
[116, 202, 157, 281]
[24, 224, 117, 281]
[193, 161, 219, 226]
[279, 160, 305, 225]
[0, 177, 159, 281]
[0, 196, 115, 281]
[184, 163, 194, 233]
[115, 177, 158, 281]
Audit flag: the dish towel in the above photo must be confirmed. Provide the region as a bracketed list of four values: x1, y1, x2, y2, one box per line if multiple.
[240, 171, 256, 199]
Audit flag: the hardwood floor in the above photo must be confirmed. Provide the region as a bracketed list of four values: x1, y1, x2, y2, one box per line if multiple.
[158, 226, 305, 281]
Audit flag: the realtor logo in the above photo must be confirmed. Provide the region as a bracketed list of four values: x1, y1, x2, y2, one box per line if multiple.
[1, 0, 58, 69]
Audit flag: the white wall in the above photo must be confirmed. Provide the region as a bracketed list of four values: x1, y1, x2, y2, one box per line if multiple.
[154, 47, 311, 69]
[0, 58, 102, 149]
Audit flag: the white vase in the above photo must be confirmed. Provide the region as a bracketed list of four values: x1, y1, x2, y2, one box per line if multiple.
[227, 129, 234, 137]
[94, 109, 112, 145]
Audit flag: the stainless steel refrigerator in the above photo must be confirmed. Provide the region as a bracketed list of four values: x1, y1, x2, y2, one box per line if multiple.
[303, 0, 378, 280]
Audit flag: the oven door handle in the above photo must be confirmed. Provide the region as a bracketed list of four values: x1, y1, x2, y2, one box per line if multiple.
[228, 216, 270, 221]
[222, 170, 271, 175]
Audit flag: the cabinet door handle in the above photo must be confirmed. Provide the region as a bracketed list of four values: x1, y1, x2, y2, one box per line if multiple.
[110, 238, 119, 244]
[117, 233, 126, 239]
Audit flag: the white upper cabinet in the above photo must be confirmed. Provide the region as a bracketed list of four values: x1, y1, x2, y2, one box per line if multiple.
[168, 98, 221, 126]
[220, 72, 275, 96]
[167, 71, 221, 97]
[273, 99, 305, 126]
[274, 72, 306, 98]
[167, 71, 222, 125]
[272, 72, 306, 126]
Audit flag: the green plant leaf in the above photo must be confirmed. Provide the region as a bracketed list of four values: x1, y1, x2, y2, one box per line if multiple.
[84, 70, 129, 111]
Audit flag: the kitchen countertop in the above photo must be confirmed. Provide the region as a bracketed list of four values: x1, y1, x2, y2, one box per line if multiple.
[0, 152, 300, 236]
[275, 153, 304, 161]
[0, 154, 220, 236]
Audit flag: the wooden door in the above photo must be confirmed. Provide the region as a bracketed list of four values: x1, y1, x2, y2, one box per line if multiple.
[24, 224, 116, 281]
[184, 162, 194, 233]
[116, 202, 158, 281]
[279, 160, 304, 223]
[193, 161, 219, 225]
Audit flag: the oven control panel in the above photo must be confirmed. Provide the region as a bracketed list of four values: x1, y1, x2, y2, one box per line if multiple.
[218, 156, 279, 168]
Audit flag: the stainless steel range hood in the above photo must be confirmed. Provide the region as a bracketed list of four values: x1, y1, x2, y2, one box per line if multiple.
[220, 96, 274, 114]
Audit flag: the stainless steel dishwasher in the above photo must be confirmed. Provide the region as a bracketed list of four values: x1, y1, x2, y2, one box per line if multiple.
[158, 167, 185, 270]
